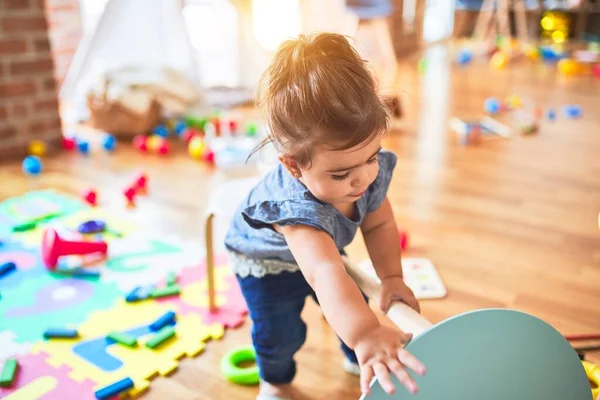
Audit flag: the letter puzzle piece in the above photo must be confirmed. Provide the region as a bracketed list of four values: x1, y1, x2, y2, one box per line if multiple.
[32, 298, 225, 398]
[153, 254, 248, 328]
[0, 352, 97, 400]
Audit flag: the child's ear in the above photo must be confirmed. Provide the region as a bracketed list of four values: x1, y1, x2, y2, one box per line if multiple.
[278, 154, 302, 178]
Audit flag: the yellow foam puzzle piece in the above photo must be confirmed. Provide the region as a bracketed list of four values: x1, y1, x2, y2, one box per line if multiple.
[31, 299, 226, 397]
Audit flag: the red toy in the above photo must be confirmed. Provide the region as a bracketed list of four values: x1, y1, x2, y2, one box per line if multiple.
[133, 135, 148, 152]
[203, 150, 215, 164]
[182, 128, 200, 144]
[133, 173, 147, 192]
[157, 141, 170, 156]
[123, 186, 137, 205]
[82, 189, 97, 206]
[42, 228, 108, 269]
[399, 230, 409, 250]
[63, 137, 76, 151]
[229, 120, 238, 134]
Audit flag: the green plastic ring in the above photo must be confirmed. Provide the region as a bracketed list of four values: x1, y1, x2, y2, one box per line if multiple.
[220, 345, 259, 386]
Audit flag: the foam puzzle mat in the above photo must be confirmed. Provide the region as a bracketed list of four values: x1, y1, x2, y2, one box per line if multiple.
[0, 190, 248, 399]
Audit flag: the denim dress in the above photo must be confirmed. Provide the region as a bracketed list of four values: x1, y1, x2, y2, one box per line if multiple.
[223, 150, 398, 384]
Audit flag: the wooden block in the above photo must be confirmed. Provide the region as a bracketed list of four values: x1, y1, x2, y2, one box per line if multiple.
[107, 331, 138, 347]
[145, 326, 176, 349]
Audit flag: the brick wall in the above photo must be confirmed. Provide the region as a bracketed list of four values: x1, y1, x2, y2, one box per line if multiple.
[45, 0, 82, 87]
[0, 0, 82, 161]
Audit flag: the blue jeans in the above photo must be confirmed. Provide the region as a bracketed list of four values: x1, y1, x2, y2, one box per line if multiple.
[236, 270, 368, 384]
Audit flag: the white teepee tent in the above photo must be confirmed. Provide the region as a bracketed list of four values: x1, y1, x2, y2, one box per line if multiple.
[60, 0, 205, 122]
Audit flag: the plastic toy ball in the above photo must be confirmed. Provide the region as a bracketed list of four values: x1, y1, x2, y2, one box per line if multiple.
[229, 120, 238, 134]
[399, 230, 408, 251]
[28, 139, 46, 157]
[153, 125, 169, 138]
[188, 137, 204, 159]
[563, 105, 582, 119]
[490, 51, 508, 69]
[203, 150, 215, 164]
[102, 133, 116, 152]
[418, 58, 427, 73]
[505, 95, 522, 109]
[147, 136, 163, 152]
[456, 49, 473, 65]
[174, 121, 187, 136]
[133, 135, 148, 152]
[557, 58, 581, 75]
[547, 109, 556, 121]
[77, 139, 90, 155]
[484, 97, 501, 114]
[592, 64, 600, 78]
[63, 137, 76, 151]
[22, 155, 42, 175]
[157, 141, 170, 156]
[245, 123, 258, 137]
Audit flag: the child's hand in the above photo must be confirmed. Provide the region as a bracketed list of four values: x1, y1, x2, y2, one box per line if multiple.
[354, 325, 425, 396]
[379, 276, 420, 314]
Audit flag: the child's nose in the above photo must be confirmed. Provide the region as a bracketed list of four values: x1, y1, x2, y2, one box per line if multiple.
[351, 169, 369, 187]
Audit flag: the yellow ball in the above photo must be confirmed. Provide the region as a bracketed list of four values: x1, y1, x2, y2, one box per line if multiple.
[505, 95, 522, 109]
[188, 137, 205, 159]
[557, 58, 580, 75]
[28, 140, 46, 157]
[147, 135, 163, 152]
[524, 45, 540, 61]
[491, 51, 508, 69]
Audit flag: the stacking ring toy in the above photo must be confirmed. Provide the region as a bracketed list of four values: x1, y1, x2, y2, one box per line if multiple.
[78, 220, 106, 234]
[220, 345, 259, 385]
[583, 360, 600, 399]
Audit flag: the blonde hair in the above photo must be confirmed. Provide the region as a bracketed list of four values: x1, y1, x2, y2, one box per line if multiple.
[252, 32, 389, 167]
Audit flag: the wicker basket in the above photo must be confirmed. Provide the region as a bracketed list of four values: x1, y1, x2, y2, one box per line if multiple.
[86, 85, 161, 140]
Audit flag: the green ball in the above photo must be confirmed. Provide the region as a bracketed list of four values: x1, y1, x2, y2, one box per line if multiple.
[418, 58, 427, 73]
[246, 123, 258, 137]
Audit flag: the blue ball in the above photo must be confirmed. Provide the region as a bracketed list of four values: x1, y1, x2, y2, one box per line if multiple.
[174, 121, 187, 136]
[547, 109, 556, 120]
[456, 49, 473, 65]
[484, 97, 501, 114]
[77, 139, 90, 154]
[153, 125, 169, 138]
[22, 155, 42, 175]
[563, 105, 582, 119]
[102, 133, 116, 152]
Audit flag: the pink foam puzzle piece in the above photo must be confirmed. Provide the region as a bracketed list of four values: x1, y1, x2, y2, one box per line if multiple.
[0, 352, 97, 400]
[154, 254, 248, 328]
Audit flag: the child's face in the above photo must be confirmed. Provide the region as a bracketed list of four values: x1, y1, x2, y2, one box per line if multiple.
[296, 137, 382, 205]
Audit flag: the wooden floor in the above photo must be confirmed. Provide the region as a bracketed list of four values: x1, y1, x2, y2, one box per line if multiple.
[1, 43, 600, 399]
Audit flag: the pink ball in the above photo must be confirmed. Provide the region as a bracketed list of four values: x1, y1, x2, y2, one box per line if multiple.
[592, 64, 600, 78]
[157, 141, 170, 156]
[133, 135, 148, 152]
[63, 137, 76, 151]
[203, 150, 215, 164]
[82, 189, 97, 206]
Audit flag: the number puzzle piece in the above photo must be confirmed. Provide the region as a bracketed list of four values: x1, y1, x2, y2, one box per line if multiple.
[153, 255, 248, 328]
[0, 352, 97, 400]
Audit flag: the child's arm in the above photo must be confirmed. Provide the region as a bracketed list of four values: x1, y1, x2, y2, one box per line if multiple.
[277, 223, 425, 395]
[361, 197, 420, 312]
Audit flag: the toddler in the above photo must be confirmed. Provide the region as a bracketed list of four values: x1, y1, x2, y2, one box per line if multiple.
[225, 32, 425, 400]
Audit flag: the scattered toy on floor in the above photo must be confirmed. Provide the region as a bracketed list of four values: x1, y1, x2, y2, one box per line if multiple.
[145, 326, 176, 349]
[82, 188, 97, 206]
[107, 331, 138, 347]
[41, 228, 108, 269]
[150, 311, 176, 331]
[102, 133, 116, 152]
[94, 377, 134, 400]
[43, 328, 79, 339]
[0, 261, 16, 280]
[22, 155, 42, 176]
[28, 140, 46, 157]
[221, 346, 259, 386]
[563, 104, 582, 118]
[0, 359, 19, 388]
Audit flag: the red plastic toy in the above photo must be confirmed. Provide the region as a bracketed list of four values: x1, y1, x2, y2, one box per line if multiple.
[63, 137, 76, 151]
[133, 173, 147, 192]
[124, 186, 137, 205]
[203, 150, 215, 164]
[157, 141, 170, 156]
[133, 135, 148, 152]
[82, 189, 97, 206]
[42, 228, 108, 269]
[229, 120, 238, 134]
